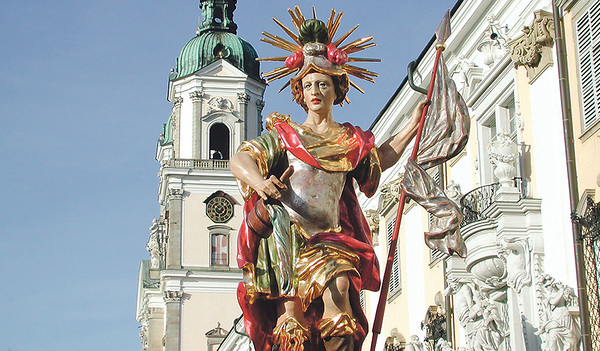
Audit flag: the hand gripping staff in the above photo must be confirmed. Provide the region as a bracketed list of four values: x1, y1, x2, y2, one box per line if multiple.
[369, 10, 466, 351]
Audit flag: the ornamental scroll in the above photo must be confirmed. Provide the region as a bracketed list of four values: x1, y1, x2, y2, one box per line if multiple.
[508, 10, 555, 83]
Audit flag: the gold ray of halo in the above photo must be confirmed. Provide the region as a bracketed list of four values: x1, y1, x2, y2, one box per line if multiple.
[344, 96, 351, 104]
[345, 42, 377, 54]
[256, 56, 289, 62]
[294, 6, 306, 24]
[348, 79, 365, 94]
[345, 69, 377, 83]
[273, 17, 301, 45]
[348, 57, 382, 62]
[265, 68, 297, 83]
[339, 36, 373, 52]
[312, 6, 317, 19]
[260, 37, 297, 53]
[332, 23, 359, 47]
[278, 80, 292, 93]
[347, 73, 376, 83]
[326, 8, 336, 34]
[261, 32, 301, 52]
[344, 64, 379, 77]
[262, 31, 301, 50]
[329, 11, 344, 40]
[287, 8, 302, 30]
[262, 66, 292, 78]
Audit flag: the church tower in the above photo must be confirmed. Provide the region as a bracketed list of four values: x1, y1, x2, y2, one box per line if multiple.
[136, 1, 266, 350]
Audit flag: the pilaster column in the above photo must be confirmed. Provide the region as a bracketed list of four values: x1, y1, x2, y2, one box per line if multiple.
[256, 99, 265, 135]
[163, 290, 183, 351]
[166, 188, 183, 269]
[171, 97, 183, 158]
[190, 90, 204, 159]
[237, 93, 250, 140]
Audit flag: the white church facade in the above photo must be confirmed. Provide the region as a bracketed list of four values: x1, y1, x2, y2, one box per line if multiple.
[135, 1, 264, 350]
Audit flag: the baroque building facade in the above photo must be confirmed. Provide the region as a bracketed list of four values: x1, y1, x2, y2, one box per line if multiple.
[359, 0, 600, 350]
[136, 0, 600, 350]
[135, 1, 265, 350]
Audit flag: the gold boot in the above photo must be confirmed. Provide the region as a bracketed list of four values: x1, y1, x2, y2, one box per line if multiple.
[317, 313, 362, 351]
[272, 316, 310, 351]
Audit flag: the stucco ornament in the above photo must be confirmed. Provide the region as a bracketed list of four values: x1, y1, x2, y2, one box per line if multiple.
[497, 237, 532, 293]
[468, 291, 506, 351]
[405, 335, 424, 351]
[365, 209, 380, 246]
[140, 322, 149, 351]
[384, 328, 405, 351]
[435, 339, 455, 351]
[487, 131, 518, 187]
[444, 277, 476, 328]
[508, 10, 555, 82]
[445, 180, 463, 205]
[477, 15, 508, 67]
[536, 275, 581, 351]
[379, 176, 403, 209]
[207, 96, 234, 112]
[147, 230, 161, 269]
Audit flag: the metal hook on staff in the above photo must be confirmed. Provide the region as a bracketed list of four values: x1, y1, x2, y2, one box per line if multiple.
[408, 60, 428, 95]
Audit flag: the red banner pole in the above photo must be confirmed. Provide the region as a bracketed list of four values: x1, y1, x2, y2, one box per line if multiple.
[369, 47, 443, 351]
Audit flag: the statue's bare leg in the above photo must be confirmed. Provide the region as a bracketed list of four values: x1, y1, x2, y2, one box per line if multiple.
[322, 274, 353, 318]
[319, 274, 359, 351]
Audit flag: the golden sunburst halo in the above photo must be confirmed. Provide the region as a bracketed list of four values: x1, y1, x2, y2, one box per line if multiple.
[256, 6, 381, 94]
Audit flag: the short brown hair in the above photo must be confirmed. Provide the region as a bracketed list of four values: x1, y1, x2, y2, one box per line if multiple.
[291, 71, 350, 112]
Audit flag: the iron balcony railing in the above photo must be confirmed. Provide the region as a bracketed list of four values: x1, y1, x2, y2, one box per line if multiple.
[459, 178, 527, 227]
[166, 158, 230, 170]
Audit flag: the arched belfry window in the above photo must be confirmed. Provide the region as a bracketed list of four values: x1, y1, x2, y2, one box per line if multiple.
[209, 123, 230, 160]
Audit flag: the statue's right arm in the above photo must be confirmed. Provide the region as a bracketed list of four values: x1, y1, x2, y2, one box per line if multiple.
[230, 151, 287, 200]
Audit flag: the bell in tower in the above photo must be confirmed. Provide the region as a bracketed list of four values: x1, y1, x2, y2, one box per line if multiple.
[199, 0, 238, 34]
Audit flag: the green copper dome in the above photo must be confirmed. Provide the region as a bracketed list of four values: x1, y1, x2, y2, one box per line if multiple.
[171, 31, 260, 81]
[170, 0, 260, 81]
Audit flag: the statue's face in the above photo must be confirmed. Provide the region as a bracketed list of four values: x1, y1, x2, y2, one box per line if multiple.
[301, 72, 336, 114]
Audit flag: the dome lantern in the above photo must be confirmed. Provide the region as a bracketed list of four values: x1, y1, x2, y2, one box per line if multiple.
[170, 0, 261, 81]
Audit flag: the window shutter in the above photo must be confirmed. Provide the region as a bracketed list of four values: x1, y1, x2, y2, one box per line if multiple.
[387, 218, 401, 297]
[577, 1, 600, 130]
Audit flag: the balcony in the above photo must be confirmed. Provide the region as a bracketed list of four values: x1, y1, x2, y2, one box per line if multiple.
[166, 158, 230, 170]
[459, 178, 527, 227]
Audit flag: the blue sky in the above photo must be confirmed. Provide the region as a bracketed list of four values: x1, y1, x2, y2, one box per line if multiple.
[0, 1, 456, 350]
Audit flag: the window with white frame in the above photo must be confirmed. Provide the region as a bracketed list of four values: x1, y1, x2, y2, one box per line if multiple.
[478, 94, 521, 185]
[210, 233, 229, 266]
[386, 218, 401, 299]
[209, 122, 230, 160]
[576, 0, 600, 132]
